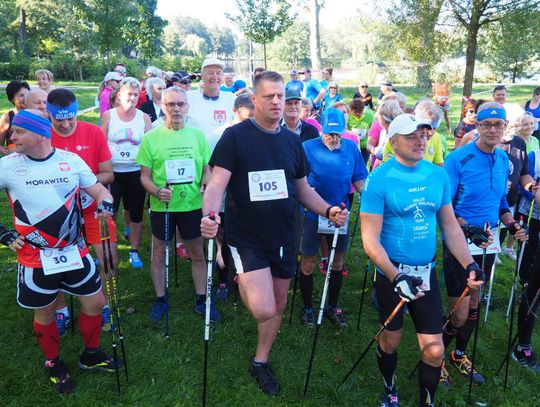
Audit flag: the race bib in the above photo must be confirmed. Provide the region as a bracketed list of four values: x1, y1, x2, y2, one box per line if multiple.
[248, 170, 288, 202]
[110, 142, 139, 164]
[351, 128, 367, 140]
[399, 263, 431, 292]
[165, 159, 196, 185]
[317, 214, 349, 235]
[467, 227, 501, 255]
[79, 190, 93, 210]
[40, 245, 83, 276]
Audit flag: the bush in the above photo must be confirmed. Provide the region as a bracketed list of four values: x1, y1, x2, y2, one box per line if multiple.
[0, 54, 31, 80]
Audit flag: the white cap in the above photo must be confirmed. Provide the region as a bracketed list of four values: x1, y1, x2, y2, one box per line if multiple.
[387, 114, 432, 138]
[201, 57, 225, 70]
[104, 71, 123, 82]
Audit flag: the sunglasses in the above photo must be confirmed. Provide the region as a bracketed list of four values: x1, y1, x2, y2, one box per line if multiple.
[360, 85, 368, 88]
[329, 87, 337, 89]
[180, 80, 191, 85]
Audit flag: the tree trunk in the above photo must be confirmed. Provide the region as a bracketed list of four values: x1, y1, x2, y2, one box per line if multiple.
[263, 42, 267, 69]
[19, 7, 28, 56]
[462, 24, 479, 97]
[309, 0, 321, 74]
[417, 63, 431, 88]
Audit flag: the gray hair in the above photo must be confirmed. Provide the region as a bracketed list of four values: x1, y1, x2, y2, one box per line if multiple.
[415, 99, 442, 127]
[377, 99, 402, 123]
[162, 86, 187, 100]
[145, 77, 166, 101]
[119, 76, 141, 92]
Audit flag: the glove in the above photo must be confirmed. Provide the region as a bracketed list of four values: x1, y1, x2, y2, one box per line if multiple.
[0, 229, 20, 247]
[506, 221, 526, 236]
[392, 273, 423, 302]
[461, 225, 490, 247]
[95, 198, 114, 215]
[466, 262, 484, 282]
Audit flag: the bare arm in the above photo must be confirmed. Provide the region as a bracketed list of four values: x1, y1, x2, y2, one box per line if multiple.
[142, 113, 152, 133]
[313, 88, 327, 105]
[0, 112, 11, 155]
[100, 110, 111, 140]
[295, 176, 347, 224]
[97, 159, 114, 185]
[83, 182, 113, 208]
[353, 179, 364, 193]
[200, 166, 231, 238]
[200, 164, 212, 193]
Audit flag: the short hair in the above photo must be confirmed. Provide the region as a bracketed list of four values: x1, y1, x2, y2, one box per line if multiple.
[414, 99, 442, 125]
[327, 81, 338, 90]
[35, 69, 54, 82]
[461, 99, 477, 119]
[349, 98, 365, 116]
[47, 88, 76, 107]
[145, 77, 166, 101]
[253, 71, 284, 92]
[517, 112, 535, 129]
[493, 85, 506, 93]
[119, 77, 141, 92]
[477, 101, 505, 117]
[324, 68, 333, 76]
[25, 88, 47, 104]
[6, 80, 30, 103]
[377, 99, 402, 123]
[332, 100, 349, 113]
[109, 89, 119, 107]
[162, 86, 187, 100]
[234, 93, 254, 110]
[301, 98, 313, 108]
[394, 92, 408, 106]
[532, 87, 540, 96]
[253, 67, 265, 75]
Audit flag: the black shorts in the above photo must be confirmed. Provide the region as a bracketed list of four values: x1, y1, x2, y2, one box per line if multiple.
[301, 216, 349, 256]
[150, 209, 202, 241]
[110, 170, 146, 223]
[229, 244, 296, 279]
[442, 242, 495, 298]
[17, 254, 102, 309]
[374, 267, 443, 334]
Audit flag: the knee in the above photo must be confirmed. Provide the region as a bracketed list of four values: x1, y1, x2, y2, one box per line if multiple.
[252, 303, 277, 322]
[188, 245, 205, 262]
[422, 343, 444, 365]
[301, 256, 316, 275]
[380, 331, 401, 354]
[82, 292, 106, 315]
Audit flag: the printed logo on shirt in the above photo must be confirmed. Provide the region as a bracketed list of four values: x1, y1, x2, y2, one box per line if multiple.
[14, 166, 30, 176]
[214, 110, 226, 124]
[76, 145, 90, 151]
[59, 162, 71, 172]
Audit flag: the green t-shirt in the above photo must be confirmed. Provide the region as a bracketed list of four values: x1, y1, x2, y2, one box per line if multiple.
[524, 137, 540, 153]
[437, 131, 448, 158]
[136, 124, 211, 212]
[347, 109, 375, 149]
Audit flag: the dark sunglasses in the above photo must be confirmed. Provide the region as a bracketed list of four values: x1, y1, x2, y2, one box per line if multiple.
[360, 85, 368, 88]
[180, 80, 192, 85]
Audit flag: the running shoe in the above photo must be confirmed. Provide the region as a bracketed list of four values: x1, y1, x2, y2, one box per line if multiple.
[195, 298, 222, 322]
[149, 300, 166, 322]
[129, 250, 143, 269]
[123, 226, 130, 241]
[46, 357, 74, 394]
[449, 351, 485, 384]
[249, 361, 280, 396]
[379, 391, 399, 407]
[54, 311, 68, 337]
[325, 306, 348, 328]
[341, 265, 350, 277]
[439, 360, 452, 387]
[101, 305, 113, 332]
[79, 349, 123, 372]
[512, 347, 540, 374]
[216, 283, 229, 301]
[494, 255, 502, 265]
[300, 307, 315, 327]
[176, 243, 190, 260]
[319, 258, 329, 275]
[502, 248, 517, 261]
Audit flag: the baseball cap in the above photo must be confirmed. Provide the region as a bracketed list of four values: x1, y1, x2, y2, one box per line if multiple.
[387, 114, 432, 138]
[145, 66, 161, 77]
[321, 108, 346, 135]
[104, 72, 123, 82]
[233, 79, 247, 91]
[173, 70, 197, 82]
[381, 80, 393, 86]
[290, 70, 298, 75]
[299, 67, 311, 74]
[201, 57, 225, 70]
[285, 90, 302, 101]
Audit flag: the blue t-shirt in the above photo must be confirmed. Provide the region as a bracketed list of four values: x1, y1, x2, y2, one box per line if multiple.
[443, 141, 509, 227]
[360, 158, 451, 265]
[285, 80, 304, 94]
[526, 102, 540, 131]
[220, 85, 236, 93]
[303, 138, 367, 220]
[323, 93, 343, 110]
[304, 79, 323, 108]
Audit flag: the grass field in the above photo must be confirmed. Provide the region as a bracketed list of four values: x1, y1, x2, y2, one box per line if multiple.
[0, 83, 538, 406]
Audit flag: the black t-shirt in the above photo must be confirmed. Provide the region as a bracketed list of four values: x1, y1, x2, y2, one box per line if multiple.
[352, 92, 374, 110]
[300, 120, 319, 142]
[210, 119, 308, 249]
[499, 136, 528, 206]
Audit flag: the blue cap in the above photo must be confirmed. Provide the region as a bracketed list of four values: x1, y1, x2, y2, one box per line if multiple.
[233, 79, 247, 91]
[321, 108, 346, 135]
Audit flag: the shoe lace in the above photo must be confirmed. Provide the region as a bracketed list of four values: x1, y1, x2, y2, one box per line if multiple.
[457, 354, 476, 373]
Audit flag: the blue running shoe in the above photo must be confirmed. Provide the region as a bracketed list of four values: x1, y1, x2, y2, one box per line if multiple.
[101, 305, 112, 332]
[129, 250, 143, 269]
[123, 226, 131, 241]
[195, 298, 222, 322]
[55, 311, 67, 337]
[380, 391, 399, 407]
[149, 300, 166, 322]
[216, 283, 229, 301]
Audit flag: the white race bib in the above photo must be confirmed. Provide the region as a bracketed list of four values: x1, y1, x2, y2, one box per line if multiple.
[40, 246, 83, 276]
[110, 142, 139, 164]
[79, 190, 93, 210]
[317, 214, 349, 235]
[165, 159, 196, 185]
[351, 128, 367, 141]
[248, 170, 288, 202]
[467, 227, 501, 255]
[399, 263, 432, 292]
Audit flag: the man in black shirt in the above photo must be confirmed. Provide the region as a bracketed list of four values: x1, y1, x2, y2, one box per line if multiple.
[281, 90, 320, 142]
[201, 71, 347, 396]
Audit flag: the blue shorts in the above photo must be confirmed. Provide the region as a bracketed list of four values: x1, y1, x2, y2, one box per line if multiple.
[301, 216, 349, 256]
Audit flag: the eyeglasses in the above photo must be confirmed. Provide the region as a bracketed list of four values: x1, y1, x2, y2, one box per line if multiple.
[360, 85, 368, 88]
[329, 87, 337, 90]
[165, 102, 186, 109]
[477, 121, 506, 129]
[179, 80, 192, 85]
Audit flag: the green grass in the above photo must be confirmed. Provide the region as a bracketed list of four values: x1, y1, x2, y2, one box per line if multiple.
[0, 83, 538, 406]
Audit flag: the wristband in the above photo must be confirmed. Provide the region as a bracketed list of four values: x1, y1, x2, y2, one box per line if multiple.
[325, 206, 332, 219]
[156, 187, 163, 200]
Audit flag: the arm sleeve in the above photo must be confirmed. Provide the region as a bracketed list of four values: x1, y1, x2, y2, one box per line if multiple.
[360, 172, 385, 215]
[521, 151, 536, 200]
[295, 139, 308, 179]
[351, 145, 368, 183]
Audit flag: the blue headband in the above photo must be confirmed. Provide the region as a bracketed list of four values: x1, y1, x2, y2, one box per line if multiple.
[47, 100, 78, 120]
[12, 110, 52, 138]
[477, 107, 506, 122]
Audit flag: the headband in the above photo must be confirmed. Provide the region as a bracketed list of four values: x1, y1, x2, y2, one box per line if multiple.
[47, 100, 78, 120]
[12, 110, 52, 138]
[477, 107, 506, 122]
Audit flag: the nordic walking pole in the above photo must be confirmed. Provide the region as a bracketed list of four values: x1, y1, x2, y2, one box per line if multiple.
[506, 215, 529, 319]
[483, 223, 498, 323]
[304, 219, 341, 397]
[174, 231, 178, 287]
[356, 258, 370, 331]
[202, 211, 216, 407]
[165, 184, 171, 339]
[100, 218, 121, 398]
[288, 252, 301, 324]
[70, 295, 75, 333]
[467, 222, 488, 405]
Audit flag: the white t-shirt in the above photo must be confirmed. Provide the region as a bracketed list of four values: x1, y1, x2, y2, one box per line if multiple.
[107, 108, 146, 173]
[186, 90, 235, 151]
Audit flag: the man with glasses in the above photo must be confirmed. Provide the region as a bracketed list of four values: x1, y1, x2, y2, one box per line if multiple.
[136, 87, 218, 322]
[114, 64, 127, 77]
[285, 70, 304, 94]
[281, 90, 319, 142]
[173, 70, 197, 92]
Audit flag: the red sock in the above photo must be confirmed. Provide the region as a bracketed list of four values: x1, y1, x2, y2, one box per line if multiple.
[79, 312, 101, 349]
[33, 320, 59, 360]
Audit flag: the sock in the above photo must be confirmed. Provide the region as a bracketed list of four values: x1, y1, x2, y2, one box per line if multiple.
[57, 306, 69, 318]
[130, 249, 138, 253]
[252, 358, 267, 366]
[328, 269, 343, 308]
[196, 294, 206, 305]
[376, 345, 397, 394]
[442, 320, 458, 348]
[156, 296, 165, 303]
[418, 360, 440, 406]
[455, 308, 478, 355]
[79, 312, 101, 349]
[299, 272, 313, 309]
[517, 343, 532, 352]
[33, 320, 60, 360]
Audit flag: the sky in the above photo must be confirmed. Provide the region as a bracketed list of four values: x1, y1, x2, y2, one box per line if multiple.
[156, 0, 365, 30]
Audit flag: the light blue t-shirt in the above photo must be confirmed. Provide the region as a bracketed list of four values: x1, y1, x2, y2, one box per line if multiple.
[285, 80, 304, 94]
[304, 79, 323, 108]
[303, 137, 367, 220]
[323, 93, 343, 110]
[361, 157, 451, 265]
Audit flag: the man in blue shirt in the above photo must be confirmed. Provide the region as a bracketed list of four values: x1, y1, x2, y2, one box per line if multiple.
[285, 70, 304, 94]
[442, 102, 529, 385]
[299, 108, 367, 328]
[361, 114, 483, 407]
[300, 67, 326, 111]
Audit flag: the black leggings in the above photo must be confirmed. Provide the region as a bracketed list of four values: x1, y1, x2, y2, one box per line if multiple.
[110, 170, 146, 223]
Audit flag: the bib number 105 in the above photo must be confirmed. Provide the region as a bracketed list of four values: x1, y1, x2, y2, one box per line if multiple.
[258, 181, 277, 192]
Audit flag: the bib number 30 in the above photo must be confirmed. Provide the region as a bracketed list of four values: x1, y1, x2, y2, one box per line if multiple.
[40, 246, 83, 276]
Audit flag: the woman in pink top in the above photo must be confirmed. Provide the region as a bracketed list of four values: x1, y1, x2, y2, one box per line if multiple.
[300, 98, 322, 132]
[99, 71, 123, 117]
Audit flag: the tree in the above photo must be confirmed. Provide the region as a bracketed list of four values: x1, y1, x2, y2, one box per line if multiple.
[268, 21, 310, 68]
[449, 0, 539, 96]
[209, 26, 236, 59]
[124, 0, 167, 62]
[226, 0, 295, 68]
